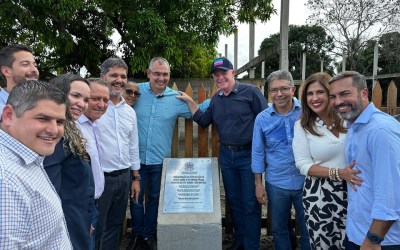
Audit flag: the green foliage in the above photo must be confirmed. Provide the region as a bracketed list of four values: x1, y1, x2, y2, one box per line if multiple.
[0, 0, 275, 78]
[355, 32, 400, 75]
[257, 25, 334, 80]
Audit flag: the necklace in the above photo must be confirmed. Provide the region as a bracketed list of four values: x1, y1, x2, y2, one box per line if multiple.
[316, 117, 335, 130]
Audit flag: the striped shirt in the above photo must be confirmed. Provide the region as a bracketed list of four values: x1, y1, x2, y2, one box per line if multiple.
[0, 129, 72, 249]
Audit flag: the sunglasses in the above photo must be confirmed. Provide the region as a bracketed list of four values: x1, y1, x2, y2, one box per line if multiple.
[125, 89, 141, 96]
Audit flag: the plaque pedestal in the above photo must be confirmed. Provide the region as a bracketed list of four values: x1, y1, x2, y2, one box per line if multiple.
[157, 157, 221, 250]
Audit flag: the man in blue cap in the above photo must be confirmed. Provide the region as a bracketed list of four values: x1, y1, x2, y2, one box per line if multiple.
[178, 57, 267, 250]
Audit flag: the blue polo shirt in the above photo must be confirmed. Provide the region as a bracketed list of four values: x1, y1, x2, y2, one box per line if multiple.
[345, 103, 400, 245]
[133, 82, 208, 165]
[192, 81, 267, 145]
[251, 98, 304, 190]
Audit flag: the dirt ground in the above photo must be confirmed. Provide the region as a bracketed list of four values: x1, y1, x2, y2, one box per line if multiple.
[119, 228, 280, 249]
[119, 179, 301, 250]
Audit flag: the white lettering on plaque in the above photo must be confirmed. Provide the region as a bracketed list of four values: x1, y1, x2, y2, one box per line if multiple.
[163, 158, 213, 213]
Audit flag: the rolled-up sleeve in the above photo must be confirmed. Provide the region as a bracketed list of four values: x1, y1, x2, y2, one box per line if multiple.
[292, 121, 314, 176]
[370, 128, 400, 221]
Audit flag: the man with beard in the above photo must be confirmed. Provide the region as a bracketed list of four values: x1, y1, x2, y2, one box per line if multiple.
[329, 71, 400, 249]
[95, 58, 141, 250]
[0, 44, 39, 116]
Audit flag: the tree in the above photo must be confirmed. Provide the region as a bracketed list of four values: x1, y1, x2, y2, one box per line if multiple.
[306, 0, 400, 71]
[257, 25, 334, 80]
[0, 0, 276, 78]
[355, 31, 400, 75]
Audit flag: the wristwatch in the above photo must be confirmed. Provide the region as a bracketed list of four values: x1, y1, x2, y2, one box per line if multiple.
[367, 231, 384, 244]
[132, 175, 141, 181]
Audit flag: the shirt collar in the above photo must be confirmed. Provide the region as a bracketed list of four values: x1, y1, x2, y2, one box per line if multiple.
[0, 129, 42, 166]
[108, 97, 126, 107]
[352, 102, 374, 125]
[142, 81, 170, 97]
[77, 114, 92, 125]
[218, 81, 240, 96]
[0, 88, 9, 103]
[268, 97, 301, 115]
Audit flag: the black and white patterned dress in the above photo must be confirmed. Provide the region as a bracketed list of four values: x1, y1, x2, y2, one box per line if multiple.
[293, 121, 348, 250]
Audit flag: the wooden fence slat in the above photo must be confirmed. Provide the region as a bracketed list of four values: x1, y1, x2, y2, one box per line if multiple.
[184, 83, 194, 157]
[211, 84, 220, 158]
[386, 80, 398, 115]
[171, 82, 179, 157]
[197, 84, 208, 157]
[372, 80, 383, 110]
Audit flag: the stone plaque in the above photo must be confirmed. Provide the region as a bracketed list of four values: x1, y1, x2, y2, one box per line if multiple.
[162, 158, 213, 213]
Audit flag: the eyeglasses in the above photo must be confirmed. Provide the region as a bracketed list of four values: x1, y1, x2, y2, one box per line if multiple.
[125, 89, 141, 96]
[268, 87, 292, 95]
[150, 70, 170, 78]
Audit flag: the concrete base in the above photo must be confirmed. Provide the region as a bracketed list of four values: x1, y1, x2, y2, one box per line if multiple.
[157, 157, 221, 250]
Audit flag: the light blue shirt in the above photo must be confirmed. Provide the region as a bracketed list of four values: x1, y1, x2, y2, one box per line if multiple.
[133, 82, 208, 165]
[251, 98, 305, 190]
[345, 103, 400, 245]
[0, 129, 72, 249]
[76, 115, 104, 199]
[0, 88, 9, 118]
[96, 98, 140, 172]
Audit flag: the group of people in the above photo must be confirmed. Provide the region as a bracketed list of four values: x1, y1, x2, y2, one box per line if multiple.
[178, 58, 400, 250]
[0, 43, 399, 250]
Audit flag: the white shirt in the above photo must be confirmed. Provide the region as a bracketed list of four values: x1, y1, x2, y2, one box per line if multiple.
[292, 120, 347, 176]
[76, 115, 105, 199]
[96, 99, 140, 172]
[0, 129, 72, 249]
[0, 88, 9, 118]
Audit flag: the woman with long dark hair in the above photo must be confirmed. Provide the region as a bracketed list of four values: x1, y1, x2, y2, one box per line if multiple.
[292, 72, 361, 249]
[44, 74, 94, 250]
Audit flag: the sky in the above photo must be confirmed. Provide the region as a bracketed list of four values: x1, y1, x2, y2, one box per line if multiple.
[217, 0, 310, 74]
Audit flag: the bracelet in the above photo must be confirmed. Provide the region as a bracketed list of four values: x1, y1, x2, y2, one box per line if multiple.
[335, 167, 341, 181]
[132, 175, 141, 181]
[328, 167, 336, 181]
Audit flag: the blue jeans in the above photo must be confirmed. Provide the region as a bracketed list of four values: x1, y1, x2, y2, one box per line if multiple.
[130, 164, 162, 240]
[89, 203, 98, 250]
[266, 182, 310, 250]
[219, 145, 261, 250]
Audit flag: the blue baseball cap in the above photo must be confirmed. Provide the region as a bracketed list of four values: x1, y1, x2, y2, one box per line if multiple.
[211, 57, 233, 73]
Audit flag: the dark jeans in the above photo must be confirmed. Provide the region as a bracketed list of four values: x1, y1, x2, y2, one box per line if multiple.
[95, 169, 130, 250]
[266, 182, 310, 250]
[219, 145, 261, 250]
[89, 203, 98, 250]
[130, 163, 162, 240]
[344, 236, 400, 250]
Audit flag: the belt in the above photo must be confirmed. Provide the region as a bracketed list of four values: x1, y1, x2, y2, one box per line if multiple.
[104, 168, 130, 177]
[221, 143, 252, 151]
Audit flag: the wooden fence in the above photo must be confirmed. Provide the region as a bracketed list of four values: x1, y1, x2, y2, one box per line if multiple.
[371, 80, 400, 115]
[169, 78, 400, 236]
